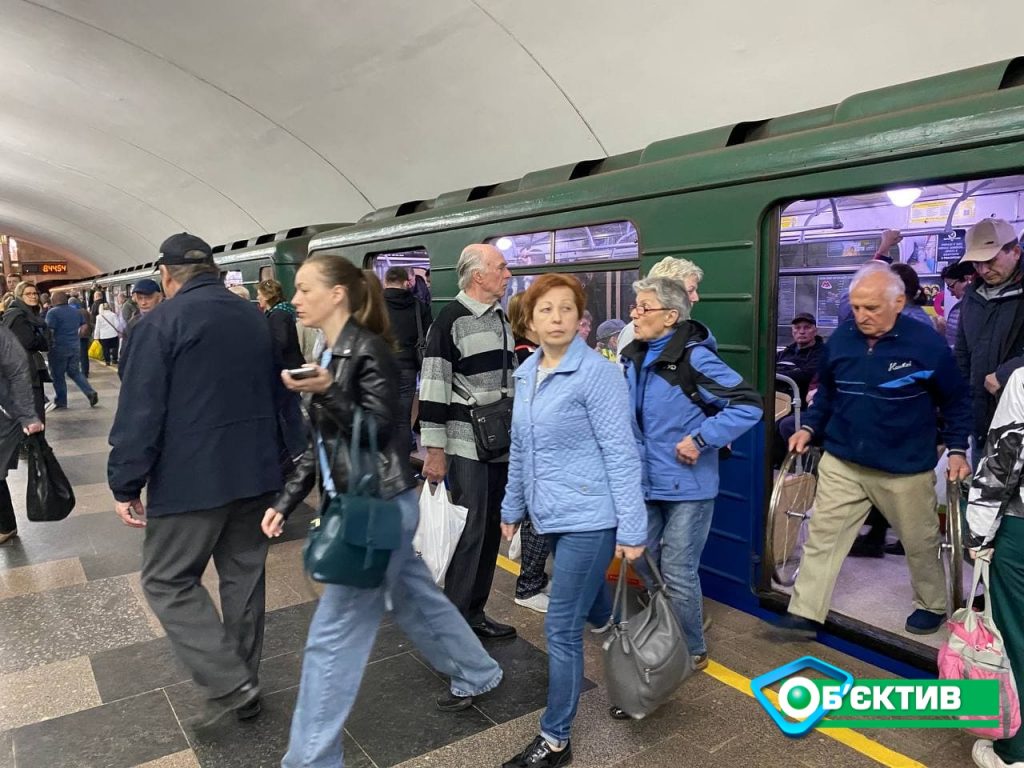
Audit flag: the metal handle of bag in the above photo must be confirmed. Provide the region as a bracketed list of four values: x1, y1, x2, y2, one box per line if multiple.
[612, 550, 667, 626]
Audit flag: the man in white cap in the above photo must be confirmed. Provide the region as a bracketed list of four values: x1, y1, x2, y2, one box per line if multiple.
[954, 218, 1024, 459]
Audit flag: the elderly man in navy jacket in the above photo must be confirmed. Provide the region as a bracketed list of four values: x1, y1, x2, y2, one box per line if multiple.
[108, 233, 283, 731]
[783, 262, 972, 637]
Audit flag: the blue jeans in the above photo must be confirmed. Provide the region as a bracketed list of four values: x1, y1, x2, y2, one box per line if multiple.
[49, 345, 96, 407]
[540, 528, 615, 748]
[637, 499, 715, 657]
[281, 489, 502, 768]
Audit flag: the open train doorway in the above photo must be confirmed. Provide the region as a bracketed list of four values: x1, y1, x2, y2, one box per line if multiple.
[765, 173, 1024, 661]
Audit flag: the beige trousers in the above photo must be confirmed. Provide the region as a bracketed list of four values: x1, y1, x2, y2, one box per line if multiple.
[789, 452, 947, 623]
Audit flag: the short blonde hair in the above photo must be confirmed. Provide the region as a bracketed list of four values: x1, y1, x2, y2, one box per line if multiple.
[228, 285, 252, 300]
[649, 257, 703, 285]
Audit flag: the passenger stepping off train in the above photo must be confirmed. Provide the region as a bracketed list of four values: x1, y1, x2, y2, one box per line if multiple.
[780, 262, 973, 637]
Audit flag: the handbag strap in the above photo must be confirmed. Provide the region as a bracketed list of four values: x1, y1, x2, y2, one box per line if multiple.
[613, 557, 631, 624]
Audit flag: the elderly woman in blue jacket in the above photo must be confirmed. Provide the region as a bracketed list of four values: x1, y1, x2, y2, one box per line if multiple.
[499, 273, 646, 768]
[618, 276, 762, 711]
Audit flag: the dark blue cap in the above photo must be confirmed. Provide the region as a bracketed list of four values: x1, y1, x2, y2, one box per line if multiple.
[131, 278, 161, 295]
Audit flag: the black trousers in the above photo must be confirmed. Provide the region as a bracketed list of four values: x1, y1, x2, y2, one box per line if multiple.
[0, 481, 14, 534]
[141, 493, 273, 699]
[445, 455, 507, 624]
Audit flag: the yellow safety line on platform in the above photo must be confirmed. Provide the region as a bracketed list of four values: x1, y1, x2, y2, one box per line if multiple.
[494, 555, 926, 768]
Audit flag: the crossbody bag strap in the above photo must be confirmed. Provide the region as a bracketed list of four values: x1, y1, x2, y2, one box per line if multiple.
[498, 308, 509, 397]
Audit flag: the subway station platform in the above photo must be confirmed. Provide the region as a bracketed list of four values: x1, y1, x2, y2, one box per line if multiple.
[0, 366, 981, 768]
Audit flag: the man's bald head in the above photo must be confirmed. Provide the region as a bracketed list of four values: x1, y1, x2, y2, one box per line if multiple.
[849, 263, 905, 338]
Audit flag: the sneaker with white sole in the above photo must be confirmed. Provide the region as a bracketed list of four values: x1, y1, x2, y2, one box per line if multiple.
[973, 739, 1024, 768]
[514, 592, 549, 614]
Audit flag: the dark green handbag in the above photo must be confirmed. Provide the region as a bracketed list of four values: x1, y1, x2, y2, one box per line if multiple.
[302, 408, 402, 588]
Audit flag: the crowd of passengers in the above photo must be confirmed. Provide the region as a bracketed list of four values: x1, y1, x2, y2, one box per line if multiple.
[0, 219, 1023, 768]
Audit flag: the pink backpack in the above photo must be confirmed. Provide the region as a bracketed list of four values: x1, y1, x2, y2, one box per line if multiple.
[937, 559, 1021, 740]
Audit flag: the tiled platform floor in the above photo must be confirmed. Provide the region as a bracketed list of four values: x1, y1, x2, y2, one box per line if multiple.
[0, 365, 981, 767]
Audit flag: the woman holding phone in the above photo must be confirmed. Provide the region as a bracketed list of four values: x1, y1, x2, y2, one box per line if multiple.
[261, 257, 502, 768]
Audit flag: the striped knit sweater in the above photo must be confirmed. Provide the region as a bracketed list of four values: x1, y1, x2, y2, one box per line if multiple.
[418, 291, 516, 462]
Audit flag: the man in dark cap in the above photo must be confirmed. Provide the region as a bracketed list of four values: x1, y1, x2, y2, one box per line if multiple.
[776, 312, 824, 406]
[107, 233, 284, 731]
[117, 278, 163, 379]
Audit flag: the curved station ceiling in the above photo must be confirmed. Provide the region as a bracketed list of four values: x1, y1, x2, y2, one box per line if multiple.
[2, 0, 1022, 271]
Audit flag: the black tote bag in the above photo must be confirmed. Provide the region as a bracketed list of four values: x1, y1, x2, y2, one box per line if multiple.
[24, 433, 76, 521]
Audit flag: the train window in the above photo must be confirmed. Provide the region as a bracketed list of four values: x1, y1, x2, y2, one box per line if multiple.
[367, 249, 431, 295]
[490, 221, 638, 266]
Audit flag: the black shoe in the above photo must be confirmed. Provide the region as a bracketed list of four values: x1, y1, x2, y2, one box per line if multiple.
[905, 609, 945, 635]
[503, 736, 573, 767]
[849, 535, 884, 558]
[87, 392, 99, 408]
[884, 540, 905, 556]
[436, 690, 476, 712]
[609, 706, 632, 721]
[185, 683, 260, 733]
[236, 697, 261, 721]
[470, 616, 516, 640]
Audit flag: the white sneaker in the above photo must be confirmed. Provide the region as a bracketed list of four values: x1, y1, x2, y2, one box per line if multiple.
[44, 401, 58, 413]
[514, 593, 549, 614]
[973, 739, 1024, 768]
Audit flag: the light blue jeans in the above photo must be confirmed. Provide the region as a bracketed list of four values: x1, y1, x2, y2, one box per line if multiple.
[540, 528, 616, 748]
[280, 489, 503, 768]
[637, 499, 715, 657]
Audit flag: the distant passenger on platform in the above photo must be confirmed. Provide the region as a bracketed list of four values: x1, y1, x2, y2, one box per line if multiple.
[108, 233, 284, 731]
[616, 257, 704, 352]
[261, 254, 502, 768]
[506, 291, 551, 613]
[940, 261, 974, 348]
[500, 274, 646, 767]
[93, 303, 123, 366]
[117, 279, 163, 380]
[44, 291, 98, 411]
[2, 282, 50, 423]
[0, 324, 45, 546]
[419, 244, 518, 640]
[783, 262, 972, 636]
[964, 366, 1024, 768]
[595, 319, 626, 362]
[383, 266, 433, 456]
[257, 278, 308, 463]
[954, 218, 1024, 464]
[69, 297, 93, 379]
[227, 285, 251, 300]
[618, 276, 762, 710]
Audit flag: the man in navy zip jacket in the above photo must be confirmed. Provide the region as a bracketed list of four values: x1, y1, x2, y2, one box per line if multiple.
[784, 262, 972, 637]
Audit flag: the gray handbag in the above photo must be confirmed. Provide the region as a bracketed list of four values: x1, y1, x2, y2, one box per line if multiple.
[602, 553, 693, 719]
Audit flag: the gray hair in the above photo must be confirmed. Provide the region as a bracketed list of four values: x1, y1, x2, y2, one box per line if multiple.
[649, 257, 704, 285]
[850, 262, 903, 303]
[633, 276, 692, 322]
[456, 244, 491, 291]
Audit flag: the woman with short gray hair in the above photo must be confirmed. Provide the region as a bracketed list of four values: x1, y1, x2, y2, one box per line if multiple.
[614, 276, 762, 719]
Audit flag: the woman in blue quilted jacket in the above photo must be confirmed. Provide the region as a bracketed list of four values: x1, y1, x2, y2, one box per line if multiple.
[499, 273, 646, 768]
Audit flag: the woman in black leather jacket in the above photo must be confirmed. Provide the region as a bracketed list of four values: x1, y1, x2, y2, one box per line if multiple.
[1, 282, 50, 422]
[261, 255, 502, 768]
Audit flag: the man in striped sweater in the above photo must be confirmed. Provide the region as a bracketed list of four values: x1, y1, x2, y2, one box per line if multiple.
[419, 243, 517, 640]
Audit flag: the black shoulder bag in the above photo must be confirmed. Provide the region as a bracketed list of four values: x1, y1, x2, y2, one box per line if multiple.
[452, 312, 514, 462]
[675, 346, 732, 460]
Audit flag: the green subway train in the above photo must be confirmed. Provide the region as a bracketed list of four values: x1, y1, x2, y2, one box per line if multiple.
[59, 224, 345, 304]
[308, 57, 1024, 674]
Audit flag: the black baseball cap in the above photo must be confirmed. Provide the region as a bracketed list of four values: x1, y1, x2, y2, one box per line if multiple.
[157, 233, 214, 266]
[791, 312, 816, 325]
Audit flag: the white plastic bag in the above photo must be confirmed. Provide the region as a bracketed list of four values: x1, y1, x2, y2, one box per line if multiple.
[413, 482, 468, 586]
[508, 526, 522, 561]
